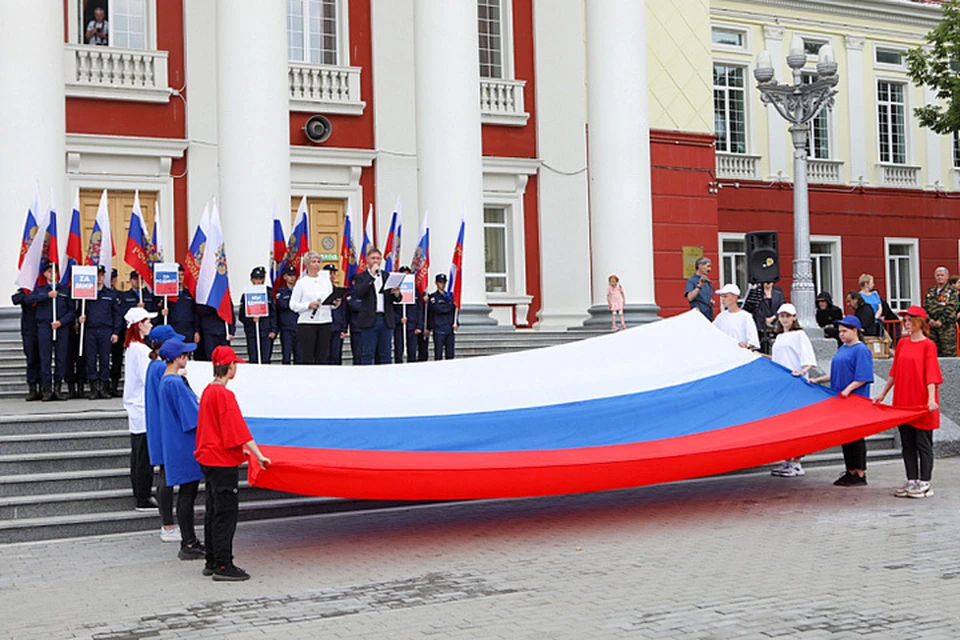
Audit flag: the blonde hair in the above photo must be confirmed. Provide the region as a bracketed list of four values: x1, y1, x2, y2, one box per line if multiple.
[302, 251, 322, 268]
[858, 273, 874, 288]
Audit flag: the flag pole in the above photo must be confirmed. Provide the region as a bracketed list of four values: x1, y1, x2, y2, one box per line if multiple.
[52, 263, 59, 342]
[254, 317, 261, 365]
[79, 299, 86, 357]
[163, 295, 168, 324]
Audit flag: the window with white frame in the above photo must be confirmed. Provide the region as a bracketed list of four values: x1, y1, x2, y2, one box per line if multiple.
[875, 47, 905, 67]
[287, 0, 340, 65]
[478, 0, 505, 79]
[802, 73, 831, 159]
[80, 0, 147, 48]
[714, 64, 747, 154]
[483, 206, 509, 293]
[711, 26, 747, 50]
[810, 238, 842, 298]
[877, 81, 907, 164]
[803, 39, 826, 57]
[719, 235, 748, 297]
[885, 239, 919, 311]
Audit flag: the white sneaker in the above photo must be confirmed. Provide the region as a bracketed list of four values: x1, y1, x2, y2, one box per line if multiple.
[160, 525, 182, 543]
[906, 481, 933, 499]
[770, 461, 792, 476]
[894, 480, 918, 498]
[779, 463, 805, 478]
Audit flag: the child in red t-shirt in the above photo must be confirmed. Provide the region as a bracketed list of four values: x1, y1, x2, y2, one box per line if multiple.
[195, 346, 271, 581]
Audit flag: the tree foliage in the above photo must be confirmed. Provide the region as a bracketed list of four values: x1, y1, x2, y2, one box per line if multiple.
[907, 1, 960, 134]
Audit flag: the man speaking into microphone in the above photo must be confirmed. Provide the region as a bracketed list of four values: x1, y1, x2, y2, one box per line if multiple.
[353, 248, 402, 365]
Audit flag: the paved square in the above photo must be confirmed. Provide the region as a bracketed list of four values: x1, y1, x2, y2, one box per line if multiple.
[3, 458, 960, 639]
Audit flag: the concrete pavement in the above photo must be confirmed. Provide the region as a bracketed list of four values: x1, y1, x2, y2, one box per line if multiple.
[3, 457, 960, 639]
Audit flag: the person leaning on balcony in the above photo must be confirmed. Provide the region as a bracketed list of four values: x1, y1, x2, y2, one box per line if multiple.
[684, 257, 714, 321]
[85, 7, 109, 46]
[922, 266, 958, 358]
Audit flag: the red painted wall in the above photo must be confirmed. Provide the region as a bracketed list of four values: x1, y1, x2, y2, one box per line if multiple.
[290, 0, 375, 150]
[651, 130, 719, 318]
[717, 182, 960, 306]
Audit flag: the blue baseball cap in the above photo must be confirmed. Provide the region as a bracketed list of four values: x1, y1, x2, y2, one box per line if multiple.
[158, 338, 197, 362]
[835, 315, 862, 331]
[149, 325, 186, 343]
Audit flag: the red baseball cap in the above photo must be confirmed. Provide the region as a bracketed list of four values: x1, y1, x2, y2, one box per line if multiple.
[211, 346, 246, 366]
[898, 305, 928, 319]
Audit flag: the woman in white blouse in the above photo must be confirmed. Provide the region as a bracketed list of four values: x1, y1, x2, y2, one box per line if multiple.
[122, 307, 158, 511]
[289, 251, 335, 364]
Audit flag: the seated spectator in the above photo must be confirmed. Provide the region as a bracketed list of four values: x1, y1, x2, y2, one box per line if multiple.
[845, 291, 880, 338]
[85, 7, 109, 46]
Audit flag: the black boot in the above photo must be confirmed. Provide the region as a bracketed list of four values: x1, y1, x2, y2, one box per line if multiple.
[67, 382, 77, 399]
[87, 380, 100, 400]
[73, 382, 85, 399]
[25, 383, 41, 402]
[110, 380, 122, 397]
[98, 380, 112, 399]
[41, 384, 54, 402]
[52, 382, 67, 401]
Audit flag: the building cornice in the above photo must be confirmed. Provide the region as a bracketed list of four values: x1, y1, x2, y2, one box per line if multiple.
[65, 134, 188, 159]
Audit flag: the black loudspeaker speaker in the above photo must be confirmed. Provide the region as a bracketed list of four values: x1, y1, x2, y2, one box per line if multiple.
[745, 231, 780, 283]
[303, 114, 333, 143]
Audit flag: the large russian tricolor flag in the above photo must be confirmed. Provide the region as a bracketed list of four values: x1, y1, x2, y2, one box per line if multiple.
[15, 184, 47, 293]
[410, 212, 430, 293]
[382, 199, 401, 272]
[183, 201, 211, 297]
[196, 201, 233, 323]
[17, 184, 40, 271]
[59, 190, 84, 288]
[124, 190, 153, 282]
[86, 190, 113, 279]
[186, 311, 926, 501]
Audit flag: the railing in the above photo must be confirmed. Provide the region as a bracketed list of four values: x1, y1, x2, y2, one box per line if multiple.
[288, 62, 364, 114]
[715, 153, 761, 179]
[480, 78, 529, 126]
[64, 44, 169, 102]
[807, 159, 844, 184]
[877, 163, 921, 188]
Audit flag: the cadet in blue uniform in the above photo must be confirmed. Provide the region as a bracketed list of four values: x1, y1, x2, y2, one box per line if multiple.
[346, 281, 363, 365]
[166, 264, 200, 345]
[325, 264, 348, 365]
[427, 273, 457, 361]
[405, 285, 424, 363]
[108, 269, 123, 396]
[12, 287, 42, 401]
[78, 265, 120, 399]
[65, 307, 87, 399]
[26, 262, 76, 401]
[274, 264, 300, 364]
[198, 302, 236, 361]
[238, 266, 276, 364]
[391, 266, 412, 363]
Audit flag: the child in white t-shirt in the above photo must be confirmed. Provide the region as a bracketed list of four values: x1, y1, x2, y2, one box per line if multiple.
[712, 283, 760, 350]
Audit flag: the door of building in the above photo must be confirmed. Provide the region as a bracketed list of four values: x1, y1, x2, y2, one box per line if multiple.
[290, 197, 345, 284]
[79, 189, 158, 291]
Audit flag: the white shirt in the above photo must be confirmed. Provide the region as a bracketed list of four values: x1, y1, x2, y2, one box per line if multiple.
[122, 342, 152, 434]
[374, 271, 385, 313]
[713, 309, 760, 349]
[290, 274, 333, 324]
[771, 330, 817, 377]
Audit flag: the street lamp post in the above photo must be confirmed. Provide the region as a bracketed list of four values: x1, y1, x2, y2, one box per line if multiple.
[754, 36, 839, 329]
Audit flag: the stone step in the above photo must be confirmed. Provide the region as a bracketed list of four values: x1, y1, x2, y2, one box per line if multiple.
[0, 468, 129, 497]
[0, 430, 129, 454]
[0, 412, 127, 435]
[0, 449, 129, 474]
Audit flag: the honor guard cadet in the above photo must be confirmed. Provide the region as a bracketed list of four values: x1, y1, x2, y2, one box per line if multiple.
[238, 266, 277, 364]
[923, 266, 959, 357]
[166, 264, 200, 344]
[64, 301, 87, 399]
[274, 264, 300, 364]
[108, 269, 123, 396]
[392, 266, 412, 363]
[346, 280, 363, 365]
[325, 264, 347, 365]
[25, 261, 77, 401]
[197, 302, 236, 361]
[78, 265, 121, 399]
[12, 287, 42, 401]
[427, 273, 457, 361]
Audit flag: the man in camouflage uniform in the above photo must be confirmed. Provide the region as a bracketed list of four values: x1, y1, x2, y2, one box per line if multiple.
[922, 266, 958, 357]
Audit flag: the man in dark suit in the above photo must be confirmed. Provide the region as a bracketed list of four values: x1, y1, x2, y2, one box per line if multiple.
[353, 248, 402, 365]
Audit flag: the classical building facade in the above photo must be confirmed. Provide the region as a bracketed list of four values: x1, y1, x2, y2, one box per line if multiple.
[0, 0, 954, 329]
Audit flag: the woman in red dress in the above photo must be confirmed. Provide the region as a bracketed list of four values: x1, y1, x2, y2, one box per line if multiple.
[874, 306, 942, 499]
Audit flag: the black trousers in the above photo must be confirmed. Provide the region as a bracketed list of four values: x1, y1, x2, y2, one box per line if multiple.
[37, 324, 69, 384]
[417, 333, 430, 362]
[899, 424, 934, 482]
[434, 331, 455, 361]
[296, 323, 331, 365]
[841, 438, 867, 472]
[203, 334, 230, 360]
[22, 330, 40, 384]
[130, 433, 153, 505]
[157, 465, 175, 526]
[393, 324, 406, 363]
[350, 328, 363, 364]
[85, 328, 112, 381]
[244, 332, 274, 364]
[110, 340, 124, 386]
[65, 327, 86, 385]
[328, 330, 345, 365]
[202, 465, 240, 568]
[280, 329, 299, 364]
[406, 328, 419, 363]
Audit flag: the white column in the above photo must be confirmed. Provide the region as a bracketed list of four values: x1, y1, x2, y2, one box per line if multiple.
[924, 84, 943, 189]
[0, 1, 66, 300]
[845, 35, 868, 184]
[764, 25, 788, 180]
[184, 0, 220, 232]
[584, 0, 659, 326]
[413, 0, 493, 325]
[533, 0, 591, 329]
[216, 0, 290, 295]
[371, 0, 419, 251]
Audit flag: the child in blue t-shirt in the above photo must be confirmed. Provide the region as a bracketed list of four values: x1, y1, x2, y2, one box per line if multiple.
[809, 315, 874, 486]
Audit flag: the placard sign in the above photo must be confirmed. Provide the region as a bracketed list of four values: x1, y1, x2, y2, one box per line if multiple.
[399, 274, 416, 305]
[71, 266, 98, 300]
[154, 262, 179, 297]
[244, 285, 269, 318]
